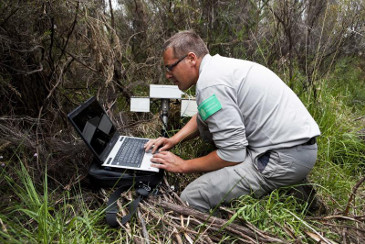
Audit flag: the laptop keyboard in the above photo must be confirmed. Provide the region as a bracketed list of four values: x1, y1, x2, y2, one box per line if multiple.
[112, 137, 149, 167]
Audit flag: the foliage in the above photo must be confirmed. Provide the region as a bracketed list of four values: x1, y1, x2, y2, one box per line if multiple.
[0, 0, 363, 120]
[0, 0, 364, 243]
[0, 161, 124, 243]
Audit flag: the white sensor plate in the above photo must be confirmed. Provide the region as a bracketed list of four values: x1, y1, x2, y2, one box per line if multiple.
[130, 97, 150, 112]
[181, 99, 198, 117]
[149, 85, 183, 99]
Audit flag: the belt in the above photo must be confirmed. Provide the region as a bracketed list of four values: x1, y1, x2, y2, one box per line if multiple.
[303, 137, 316, 146]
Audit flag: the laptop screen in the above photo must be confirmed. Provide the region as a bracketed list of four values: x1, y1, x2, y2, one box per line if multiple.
[69, 97, 116, 158]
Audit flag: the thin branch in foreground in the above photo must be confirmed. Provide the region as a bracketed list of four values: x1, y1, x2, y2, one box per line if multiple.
[137, 210, 150, 244]
[286, 209, 335, 244]
[154, 199, 287, 243]
[343, 176, 365, 216]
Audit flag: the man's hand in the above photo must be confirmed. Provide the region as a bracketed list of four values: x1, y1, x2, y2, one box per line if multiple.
[150, 151, 185, 173]
[144, 137, 177, 154]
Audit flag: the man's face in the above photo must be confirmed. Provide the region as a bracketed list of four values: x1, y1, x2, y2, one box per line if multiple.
[163, 48, 198, 91]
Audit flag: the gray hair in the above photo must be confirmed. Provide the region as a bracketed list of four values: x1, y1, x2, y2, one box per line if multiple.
[163, 30, 209, 58]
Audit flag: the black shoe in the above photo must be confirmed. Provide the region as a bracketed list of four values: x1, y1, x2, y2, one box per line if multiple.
[288, 179, 327, 215]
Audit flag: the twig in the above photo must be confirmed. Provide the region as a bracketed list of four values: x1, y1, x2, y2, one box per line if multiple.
[172, 226, 184, 244]
[141, 201, 222, 243]
[286, 209, 335, 244]
[307, 214, 365, 222]
[156, 200, 287, 243]
[176, 214, 253, 243]
[305, 231, 336, 244]
[138, 210, 150, 244]
[63, 173, 87, 191]
[343, 176, 365, 216]
[320, 223, 365, 234]
[342, 227, 347, 244]
[0, 62, 43, 75]
[204, 235, 215, 244]
[64, 50, 98, 72]
[0, 218, 7, 233]
[163, 176, 187, 206]
[173, 228, 183, 244]
[354, 116, 365, 121]
[57, 2, 79, 61]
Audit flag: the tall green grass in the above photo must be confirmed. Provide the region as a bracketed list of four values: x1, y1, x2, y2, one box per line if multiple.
[0, 160, 125, 243]
[308, 70, 365, 210]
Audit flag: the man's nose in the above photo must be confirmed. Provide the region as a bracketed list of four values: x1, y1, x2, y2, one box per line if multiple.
[166, 72, 173, 79]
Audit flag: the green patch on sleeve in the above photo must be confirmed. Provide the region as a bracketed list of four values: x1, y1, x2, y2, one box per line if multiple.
[198, 94, 222, 121]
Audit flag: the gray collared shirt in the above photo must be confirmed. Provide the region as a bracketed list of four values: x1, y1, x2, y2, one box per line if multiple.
[196, 54, 321, 162]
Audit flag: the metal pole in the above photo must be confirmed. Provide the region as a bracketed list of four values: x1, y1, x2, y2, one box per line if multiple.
[161, 99, 169, 137]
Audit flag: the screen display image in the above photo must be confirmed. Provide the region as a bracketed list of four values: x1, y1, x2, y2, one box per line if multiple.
[72, 100, 116, 156]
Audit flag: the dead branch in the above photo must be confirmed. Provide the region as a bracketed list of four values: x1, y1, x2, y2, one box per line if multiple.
[154, 200, 288, 243]
[64, 50, 98, 72]
[108, 0, 115, 29]
[307, 214, 365, 222]
[0, 62, 43, 75]
[57, 1, 79, 61]
[140, 201, 223, 243]
[137, 210, 150, 244]
[343, 176, 365, 216]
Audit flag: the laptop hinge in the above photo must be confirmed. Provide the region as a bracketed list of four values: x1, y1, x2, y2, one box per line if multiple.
[100, 133, 120, 163]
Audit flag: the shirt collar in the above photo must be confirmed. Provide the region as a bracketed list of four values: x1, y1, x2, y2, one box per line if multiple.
[199, 54, 212, 75]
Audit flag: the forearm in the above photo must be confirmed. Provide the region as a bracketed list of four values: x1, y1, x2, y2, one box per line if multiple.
[171, 114, 199, 145]
[182, 150, 239, 173]
[145, 114, 199, 153]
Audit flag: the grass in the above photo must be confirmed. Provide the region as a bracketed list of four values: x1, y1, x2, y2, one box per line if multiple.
[307, 74, 365, 214]
[0, 160, 129, 243]
[0, 59, 364, 243]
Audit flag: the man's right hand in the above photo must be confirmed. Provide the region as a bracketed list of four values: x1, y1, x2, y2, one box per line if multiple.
[144, 137, 177, 154]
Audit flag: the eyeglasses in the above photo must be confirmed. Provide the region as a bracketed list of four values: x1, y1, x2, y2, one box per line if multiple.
[165, 54, 188, 72]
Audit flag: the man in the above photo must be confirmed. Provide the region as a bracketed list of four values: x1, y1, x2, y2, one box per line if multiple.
[144, 30, 320, 213]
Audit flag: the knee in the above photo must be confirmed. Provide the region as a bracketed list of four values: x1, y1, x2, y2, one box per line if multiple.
[180, 189, 189, 205]
[180, 180, 211, 212]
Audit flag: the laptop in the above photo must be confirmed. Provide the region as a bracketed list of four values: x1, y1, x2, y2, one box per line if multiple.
[68, 96, 159, 172]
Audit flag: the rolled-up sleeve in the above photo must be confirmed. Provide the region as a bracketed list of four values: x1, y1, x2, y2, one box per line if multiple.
[197, 85, 248, 162]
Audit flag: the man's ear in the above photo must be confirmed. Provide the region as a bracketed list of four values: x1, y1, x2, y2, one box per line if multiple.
[187, 52, 197, 66]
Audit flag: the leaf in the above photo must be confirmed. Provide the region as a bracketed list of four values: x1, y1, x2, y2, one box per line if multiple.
[305, 231, 338, 244]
